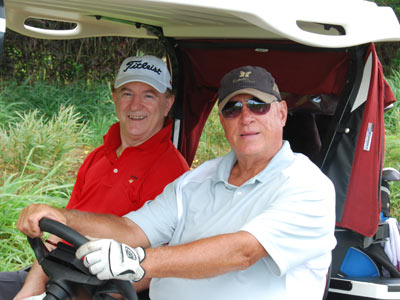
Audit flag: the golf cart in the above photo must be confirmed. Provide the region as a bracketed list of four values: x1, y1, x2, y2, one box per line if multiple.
[2, 0, 400, 299]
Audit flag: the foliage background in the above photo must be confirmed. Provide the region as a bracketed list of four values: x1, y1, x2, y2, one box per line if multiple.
[0, 28, 165, 84]
[0, 0, 399, 83]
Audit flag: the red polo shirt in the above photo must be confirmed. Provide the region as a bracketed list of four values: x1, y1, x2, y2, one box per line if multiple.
[66, 119, 189, 216]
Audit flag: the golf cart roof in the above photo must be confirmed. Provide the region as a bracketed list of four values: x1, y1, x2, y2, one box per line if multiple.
[4, 0, 400, 48]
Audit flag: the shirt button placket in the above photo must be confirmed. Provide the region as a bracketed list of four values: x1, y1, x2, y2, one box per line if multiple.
[231, 190, 243, 203]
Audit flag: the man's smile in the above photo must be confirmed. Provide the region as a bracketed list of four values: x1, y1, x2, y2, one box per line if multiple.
[128, 114, 147, 120]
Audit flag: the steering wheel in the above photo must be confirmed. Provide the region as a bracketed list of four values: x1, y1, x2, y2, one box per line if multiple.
[27, 218, 138, 300]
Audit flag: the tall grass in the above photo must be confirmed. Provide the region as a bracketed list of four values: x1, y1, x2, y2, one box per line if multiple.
[384, 70, 400, 217]
[0, 173, 70, 271]
[0, 104, 90, 271]
[0, 106, 88, 183]
[0, 80, 114, 271]
[0, 80, 117, 147]
[385, 70, 400, 134]
[192, 105, 231, 168]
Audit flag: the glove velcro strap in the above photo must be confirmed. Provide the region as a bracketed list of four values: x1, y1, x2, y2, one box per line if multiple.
[112, 244, 146, 282]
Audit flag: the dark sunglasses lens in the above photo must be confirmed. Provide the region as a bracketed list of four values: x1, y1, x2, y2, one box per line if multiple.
[247, 99, 271, 115]
[222, 101, 242, 119]
[221, 98, 272, 119]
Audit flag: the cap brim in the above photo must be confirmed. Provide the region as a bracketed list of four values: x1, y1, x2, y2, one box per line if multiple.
[218, 88, 278, 113]
[114, 75, 171, 93]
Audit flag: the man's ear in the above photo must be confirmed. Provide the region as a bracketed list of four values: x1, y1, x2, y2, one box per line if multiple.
[164, 95, 175, 117]
[278, 100, 288, 126]
[112, 91, 117, 105]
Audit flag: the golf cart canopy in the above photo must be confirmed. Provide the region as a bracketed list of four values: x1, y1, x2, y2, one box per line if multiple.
[4, 0, 400, 48]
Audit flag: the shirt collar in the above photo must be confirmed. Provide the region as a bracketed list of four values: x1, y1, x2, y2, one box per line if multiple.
[215, 141, 295, 185]
[255, 141, 295, 183]
[215, 151, 236, 183]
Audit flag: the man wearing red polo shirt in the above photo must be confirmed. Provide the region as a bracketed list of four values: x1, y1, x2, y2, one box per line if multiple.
[2, 55, 189, 300]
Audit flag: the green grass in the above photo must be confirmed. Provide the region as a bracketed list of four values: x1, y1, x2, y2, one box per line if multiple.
[385, 70, 400, 134]
[0, 104, 88, 271]
[0, 106, 88, 181]
[192, 105, 231, 168]
[0, 173, 70, 271]
[384, 70, 400, 216]
[0, 79, 117, 147]
[0, 80, 114, 271]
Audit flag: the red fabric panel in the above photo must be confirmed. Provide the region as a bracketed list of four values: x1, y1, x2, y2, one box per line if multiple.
[178, 40, 349, 165]
[336, 44, 388, 236]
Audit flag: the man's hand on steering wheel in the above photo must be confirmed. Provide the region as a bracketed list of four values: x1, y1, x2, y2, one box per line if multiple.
[76, 239, 146, 282]
[17, 204, 67, 238]
[25, 218, 139, 300]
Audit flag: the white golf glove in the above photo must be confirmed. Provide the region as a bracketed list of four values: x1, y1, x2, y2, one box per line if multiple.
[76, 239, 146, 282]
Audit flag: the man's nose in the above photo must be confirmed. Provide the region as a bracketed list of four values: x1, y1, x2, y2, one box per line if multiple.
[129, 95, 144, 110]
[239, 104, 254, 124]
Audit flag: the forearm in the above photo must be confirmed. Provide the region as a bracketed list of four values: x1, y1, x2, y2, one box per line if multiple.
[14, 258, 50, 299]
[63, 210, 128, 240]
[63, 210, 150, 248]
[142, 231, 267, 279]
[15, 234, 61, 299]
[17, 204, 150, 248]
[24, 260, 48, 287]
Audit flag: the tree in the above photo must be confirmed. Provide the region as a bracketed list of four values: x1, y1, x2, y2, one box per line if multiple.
[373, 0, 400, 75]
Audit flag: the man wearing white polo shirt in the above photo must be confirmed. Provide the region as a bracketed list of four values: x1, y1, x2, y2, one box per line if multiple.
[17, 66, 336, 300]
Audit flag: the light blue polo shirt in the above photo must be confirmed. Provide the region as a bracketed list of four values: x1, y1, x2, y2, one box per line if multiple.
[125, 141, 336, 300]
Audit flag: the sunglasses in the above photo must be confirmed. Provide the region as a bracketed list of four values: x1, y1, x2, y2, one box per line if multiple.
[221, 98, 275, 119]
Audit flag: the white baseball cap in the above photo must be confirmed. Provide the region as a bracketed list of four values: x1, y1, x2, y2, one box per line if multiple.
[114, 55, 172, 93]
